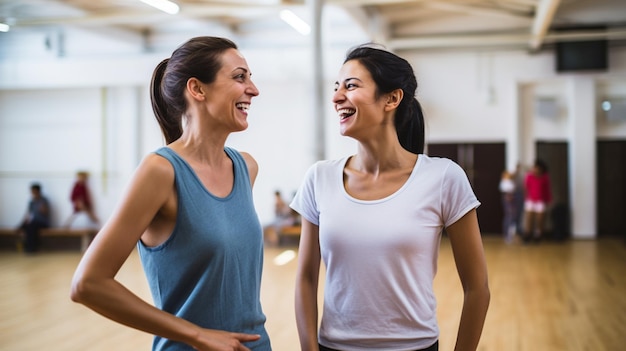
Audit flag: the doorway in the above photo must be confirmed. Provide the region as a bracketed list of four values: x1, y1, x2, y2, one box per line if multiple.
[597, 140, 626, 237]
[536, 142, 570, 238]
[427, 142, 505, 235]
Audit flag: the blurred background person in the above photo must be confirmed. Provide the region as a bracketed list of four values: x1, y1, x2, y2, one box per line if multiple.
[513, 162, 526, 238]
[523, 159, 552, 243]
[499, 169, 517, 244]
[17, 183, 51, 253]
[66, 171, 99, 228]
[264, 190, 299, 245]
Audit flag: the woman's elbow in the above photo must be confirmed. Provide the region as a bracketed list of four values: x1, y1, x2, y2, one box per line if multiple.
[70, 272, 95, 304]
[482, 285, 491, 306]
[70, 277, 85, 303]
[470, 281, 491, 307]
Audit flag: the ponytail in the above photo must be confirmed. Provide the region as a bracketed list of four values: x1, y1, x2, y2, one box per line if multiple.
[395, 98, 425, 154]
[150, 58, 183, 144]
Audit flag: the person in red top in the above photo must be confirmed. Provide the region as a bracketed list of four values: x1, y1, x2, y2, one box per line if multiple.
[523, 159, 552, 243]
[67, 171, 99, 226]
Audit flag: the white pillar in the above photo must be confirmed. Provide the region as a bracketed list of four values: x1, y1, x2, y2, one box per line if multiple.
[567, 76, 596, 239]
[518, 83, 536, 169]
[309, 0, 325, 161]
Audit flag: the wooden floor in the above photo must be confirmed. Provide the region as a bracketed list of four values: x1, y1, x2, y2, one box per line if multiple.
[1, 236, 624, 351]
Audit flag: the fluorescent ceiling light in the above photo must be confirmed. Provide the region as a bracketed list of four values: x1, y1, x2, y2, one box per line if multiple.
[139, 0, 180, 15]
[280, 9, 310, 35]
[0, 23, 9, 32]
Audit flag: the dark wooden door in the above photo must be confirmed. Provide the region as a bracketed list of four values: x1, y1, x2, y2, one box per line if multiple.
[536, 142, 570, 206]
[427, 143, 505, 235]
[597, 140, 626, 237]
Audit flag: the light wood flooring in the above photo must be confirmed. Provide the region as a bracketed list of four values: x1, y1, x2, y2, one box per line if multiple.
[1, 236, 624, 351]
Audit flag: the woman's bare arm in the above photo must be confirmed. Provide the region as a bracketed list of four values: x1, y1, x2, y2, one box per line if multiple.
[295, 219, 322, 351]
[446, 209, 490, 351]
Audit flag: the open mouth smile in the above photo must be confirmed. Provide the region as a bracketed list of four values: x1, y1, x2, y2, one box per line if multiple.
[236, 102, 250, 112]
[337, 108, 355, 120]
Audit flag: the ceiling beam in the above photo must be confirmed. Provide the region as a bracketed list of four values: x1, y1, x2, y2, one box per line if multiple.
[422, 2, 532, 21]
[504, 0, 540, 6]
[529, 0, 561, 51]
[328, 0, 425, 6]
[389, 27, 626, 51]
[378, 4, 443, 23]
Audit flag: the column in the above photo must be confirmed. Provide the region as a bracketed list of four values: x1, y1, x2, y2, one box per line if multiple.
[567, 76, 596, 239]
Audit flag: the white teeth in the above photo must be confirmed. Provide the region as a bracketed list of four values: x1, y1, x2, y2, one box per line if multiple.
[337, 108, 355, 118]
[236, 103, 250, 111]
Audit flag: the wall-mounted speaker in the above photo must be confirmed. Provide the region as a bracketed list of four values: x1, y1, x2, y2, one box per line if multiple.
[554, 26, 608, 73]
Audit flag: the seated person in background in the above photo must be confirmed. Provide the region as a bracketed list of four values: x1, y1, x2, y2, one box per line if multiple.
[18, 183, 51, 253]
[264, 190, 299, 245]
[274, 190, 294, 225]
[66, 171, 99, 229]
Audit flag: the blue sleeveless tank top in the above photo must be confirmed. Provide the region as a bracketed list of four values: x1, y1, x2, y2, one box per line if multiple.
[137, 147, 271, 351]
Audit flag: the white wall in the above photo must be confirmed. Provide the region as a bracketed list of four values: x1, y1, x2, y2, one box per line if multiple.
[1, 28, 626, 236]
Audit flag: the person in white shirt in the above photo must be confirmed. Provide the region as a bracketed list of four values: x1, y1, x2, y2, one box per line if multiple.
[499, 170, 517, 243]
[291, 44, 490, 351]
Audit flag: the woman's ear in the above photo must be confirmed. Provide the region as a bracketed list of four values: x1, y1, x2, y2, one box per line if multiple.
[186, 77, 205, 101]
[384, 88, 403, 111]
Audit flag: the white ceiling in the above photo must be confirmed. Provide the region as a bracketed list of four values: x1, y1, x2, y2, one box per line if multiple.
[1, 0, 625, 53]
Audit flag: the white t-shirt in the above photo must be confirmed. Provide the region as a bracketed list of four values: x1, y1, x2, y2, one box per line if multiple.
[290, 154, 480, 351]
[499, 178, 515, 194]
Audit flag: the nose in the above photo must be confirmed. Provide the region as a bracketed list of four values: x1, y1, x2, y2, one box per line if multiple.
[247, 80, 259, 97]
[332, 87, 344, 104]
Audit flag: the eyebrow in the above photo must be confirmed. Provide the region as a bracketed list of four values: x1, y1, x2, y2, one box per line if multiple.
[232, 67, 249, 74]
[335, 77, 361, 85]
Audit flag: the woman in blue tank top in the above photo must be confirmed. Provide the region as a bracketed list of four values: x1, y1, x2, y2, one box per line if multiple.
[71, 36, 272, 351]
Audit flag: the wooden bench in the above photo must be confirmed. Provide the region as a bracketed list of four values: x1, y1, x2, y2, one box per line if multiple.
[277, 225, 301, 246]
[0, 227, 98, 252]
[279, 225, 301, 237]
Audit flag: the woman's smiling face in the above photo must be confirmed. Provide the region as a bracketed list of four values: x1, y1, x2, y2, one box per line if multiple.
[203, 48, 259, 132]
[332, 59, 387, 139]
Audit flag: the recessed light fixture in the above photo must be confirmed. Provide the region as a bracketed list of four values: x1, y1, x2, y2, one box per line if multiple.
[139, 0, 180, 15]
[0, 23, 9, 32]
[280, 9, 310, 35]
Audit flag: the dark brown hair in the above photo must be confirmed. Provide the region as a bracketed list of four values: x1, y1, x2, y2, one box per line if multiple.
[150, 36, 238, 144]
[345, 44, 425, 154]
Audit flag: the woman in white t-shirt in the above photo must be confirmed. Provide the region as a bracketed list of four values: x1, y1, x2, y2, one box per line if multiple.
[291, 45, 490, 351]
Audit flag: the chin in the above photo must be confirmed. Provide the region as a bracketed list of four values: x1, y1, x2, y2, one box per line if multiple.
[234, 123, 249, 132]
[339, 127, 352, 137]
